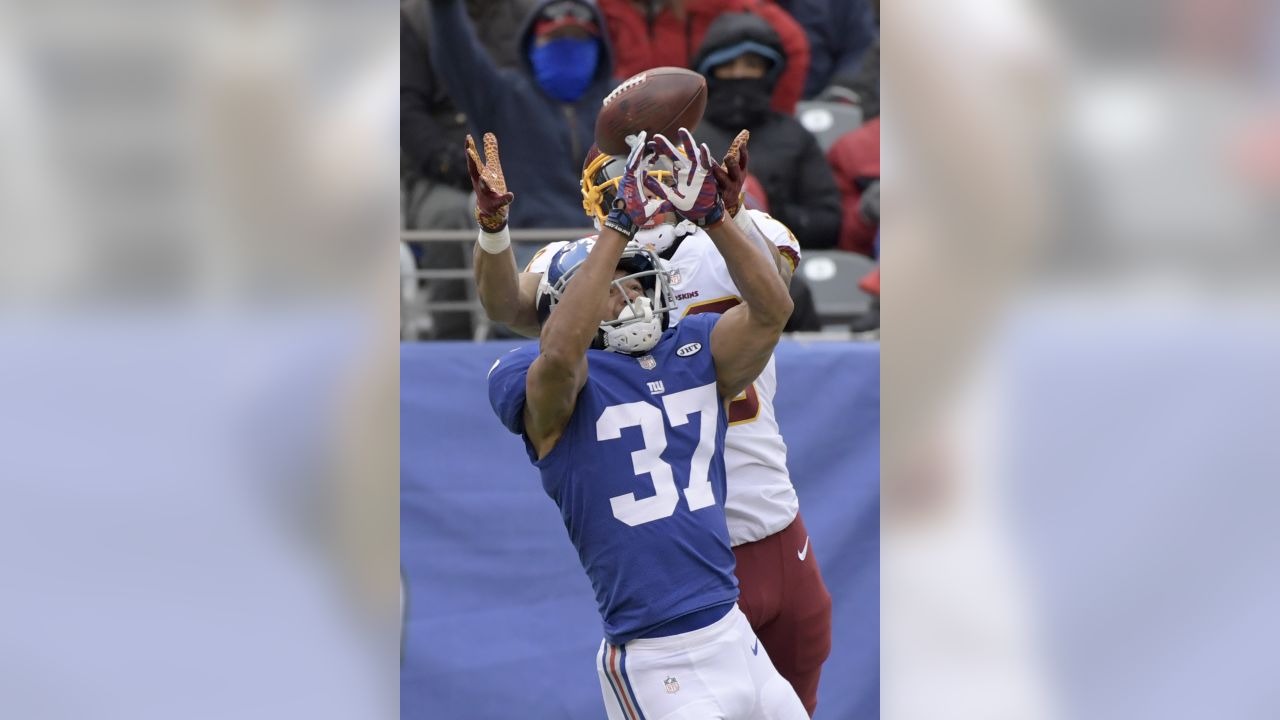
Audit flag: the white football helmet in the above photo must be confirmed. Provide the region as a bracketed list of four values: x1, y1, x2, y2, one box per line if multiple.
[535, 238, 675, 354]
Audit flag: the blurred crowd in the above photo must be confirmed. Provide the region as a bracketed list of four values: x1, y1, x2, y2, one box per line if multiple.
[400, 0, 880, 340]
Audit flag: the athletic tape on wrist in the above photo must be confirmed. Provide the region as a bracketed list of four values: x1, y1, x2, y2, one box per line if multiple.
[477, 226, 511, 254]
[733, 207, 775, 259]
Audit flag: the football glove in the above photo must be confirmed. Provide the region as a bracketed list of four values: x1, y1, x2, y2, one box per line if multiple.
[465, 133, 515, 233]
[604, 131, 671, 238]
[711, 130, 750, 218]
[646, 128, 724, 227]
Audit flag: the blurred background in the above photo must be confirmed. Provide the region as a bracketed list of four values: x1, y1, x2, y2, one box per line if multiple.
[884, 0, 1280, 718]
[0, 1, 397, 718]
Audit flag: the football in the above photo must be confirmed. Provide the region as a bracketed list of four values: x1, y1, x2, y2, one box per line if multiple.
[594, 67, 707, 156]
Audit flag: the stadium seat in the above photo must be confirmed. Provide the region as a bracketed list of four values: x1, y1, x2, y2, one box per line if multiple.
[798, 250, 877, 328]
[795, 100, 865, 153]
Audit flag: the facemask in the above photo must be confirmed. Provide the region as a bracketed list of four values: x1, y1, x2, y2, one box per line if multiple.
[602, 296, 662, 353]
[530, 38, 599, 102]
[705, 77, 773, 130]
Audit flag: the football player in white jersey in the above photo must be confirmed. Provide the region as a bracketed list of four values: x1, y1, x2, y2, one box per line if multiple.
[470, 129, 833, 716]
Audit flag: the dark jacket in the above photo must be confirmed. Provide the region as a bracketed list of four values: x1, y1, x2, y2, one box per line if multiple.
[427, 0, 615, 229]
[774, 0, 878, 98]
[830, 38, 879, 120]
[400, 0, 536, 190]
[693, 13, 842, 248]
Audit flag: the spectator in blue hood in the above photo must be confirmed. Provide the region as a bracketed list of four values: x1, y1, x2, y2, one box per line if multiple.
[528, 5, 601, 101]
[427, 0, 614, 254]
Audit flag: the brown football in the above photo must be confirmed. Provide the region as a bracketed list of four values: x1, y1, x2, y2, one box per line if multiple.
[594, 67, 708, 156]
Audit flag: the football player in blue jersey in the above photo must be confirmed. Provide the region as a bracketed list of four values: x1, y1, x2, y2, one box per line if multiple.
[473, 128, 808, 719]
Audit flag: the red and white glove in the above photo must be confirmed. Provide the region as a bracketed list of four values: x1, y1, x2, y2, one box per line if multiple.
[465, 133, 515, 234]
[711, 130, 750, 218]
[604, 131, 671, 238]
[646, 128, 724, 227]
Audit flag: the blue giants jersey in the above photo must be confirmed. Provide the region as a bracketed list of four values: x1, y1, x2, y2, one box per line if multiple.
[487, 313, 739, 645]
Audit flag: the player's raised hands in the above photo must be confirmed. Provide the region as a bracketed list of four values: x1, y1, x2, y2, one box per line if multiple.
[465, 133, 515, 233]
[647, 128, 724, 227]
[711, 130, 750, 218]
[605, 131, 672, 238]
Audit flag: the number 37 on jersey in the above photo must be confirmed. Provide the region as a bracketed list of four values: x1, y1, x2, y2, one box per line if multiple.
[597, 382, 721, 527]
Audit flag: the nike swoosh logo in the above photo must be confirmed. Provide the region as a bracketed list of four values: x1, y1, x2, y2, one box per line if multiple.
[797, 536, 810, 561]
[751, 639, 759, 655]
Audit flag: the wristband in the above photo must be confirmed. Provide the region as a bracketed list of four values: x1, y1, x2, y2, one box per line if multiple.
[733, 206, 776, 259]
[693, 198, 725, 228]
[604, 199, 639, 239]
[477, 226, 511, 254]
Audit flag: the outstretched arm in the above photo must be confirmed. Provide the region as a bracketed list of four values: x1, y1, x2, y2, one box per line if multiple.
[426, 0, 505, 123]
[712, 130, 794, 285]
[523, 135, 669, 458]
[648, 129, 793, 401]
[705, 218, 793, 400]
[473, 261, 542, 337]
[463, 133, 542, 337]
[523, 229, 627, 458]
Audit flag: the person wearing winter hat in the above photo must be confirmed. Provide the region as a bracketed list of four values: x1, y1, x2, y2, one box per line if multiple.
[426, 0, 616, 243]
[527, 0, 603, 102]
[692, 12, 843, 250]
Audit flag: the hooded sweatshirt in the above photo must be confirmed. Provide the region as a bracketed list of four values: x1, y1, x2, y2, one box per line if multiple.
[427, 0, 615, 228]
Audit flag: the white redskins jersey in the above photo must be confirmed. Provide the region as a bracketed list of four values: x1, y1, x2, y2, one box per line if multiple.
[526, 210, 802, 545]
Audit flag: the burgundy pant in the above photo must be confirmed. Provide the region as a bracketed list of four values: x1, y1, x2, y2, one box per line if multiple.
[733, 513, 833, 717]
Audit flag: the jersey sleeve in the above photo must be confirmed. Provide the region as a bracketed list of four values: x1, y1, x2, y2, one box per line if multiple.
[523, 241, 569, 274]
[746, 209, 801, 272]
[673, 312, 720, 352]
[675, 311, 721, 338]
[673, 312, 724, 388]
[487, 346, 537, 435]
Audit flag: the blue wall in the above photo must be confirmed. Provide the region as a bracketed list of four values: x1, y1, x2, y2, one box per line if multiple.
[402, 340, 879, 719]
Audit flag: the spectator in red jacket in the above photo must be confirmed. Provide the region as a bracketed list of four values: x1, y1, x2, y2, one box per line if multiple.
[596, 0, 810, 113]
[827, 116, 879, 257]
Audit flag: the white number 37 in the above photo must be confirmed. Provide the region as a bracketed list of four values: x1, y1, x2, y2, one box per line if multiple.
[596, 382, 720, 527]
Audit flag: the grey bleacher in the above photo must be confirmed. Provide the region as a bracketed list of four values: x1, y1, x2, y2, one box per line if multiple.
[795, 100, 864, 153]
[798, 250, 877, 329]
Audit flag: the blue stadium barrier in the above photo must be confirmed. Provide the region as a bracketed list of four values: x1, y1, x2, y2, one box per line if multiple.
[402, 340, 879, 719]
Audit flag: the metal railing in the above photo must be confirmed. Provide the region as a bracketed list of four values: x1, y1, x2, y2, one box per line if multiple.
[401, 228, 595, 341]
[402, 228, 878, 343]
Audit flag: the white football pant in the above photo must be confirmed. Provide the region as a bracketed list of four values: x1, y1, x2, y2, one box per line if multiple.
[596, 604, 808, 720]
